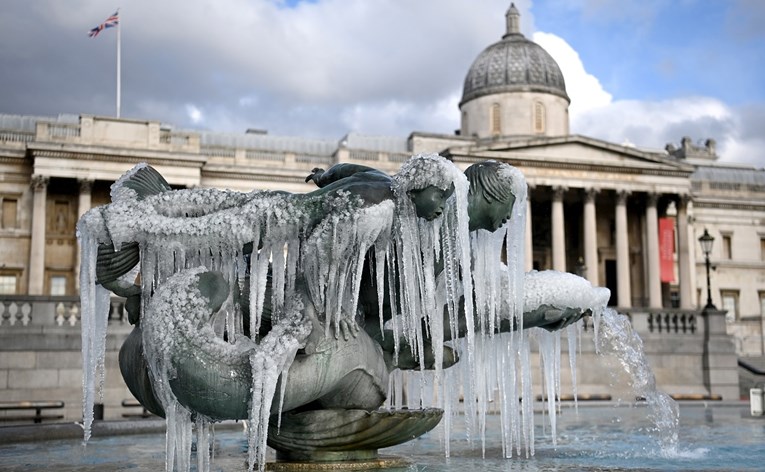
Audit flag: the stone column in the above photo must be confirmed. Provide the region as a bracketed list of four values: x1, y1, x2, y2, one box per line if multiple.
[615, 190, 631, 308]
[645, 193, 662, 308]
[27, 175, 49, 295]
[677, 195, 694, 309]
[552, 186, 566, 272]
[75, 179, 94, 289]
[525, 194, 533, 271]
[583, 188, 599, 285]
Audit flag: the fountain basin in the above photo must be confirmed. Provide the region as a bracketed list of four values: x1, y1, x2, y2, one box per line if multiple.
[1, 403, 763, 471]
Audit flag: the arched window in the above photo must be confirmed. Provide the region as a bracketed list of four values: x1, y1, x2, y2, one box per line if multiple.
[533, 101, 546, 134]
[490, 103, 501, 136]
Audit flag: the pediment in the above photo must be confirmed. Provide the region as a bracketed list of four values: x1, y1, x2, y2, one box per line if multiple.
[445, 135, 694, 176]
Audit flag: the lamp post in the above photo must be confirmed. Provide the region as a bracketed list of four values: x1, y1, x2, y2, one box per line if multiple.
[698, 228, 716, 309]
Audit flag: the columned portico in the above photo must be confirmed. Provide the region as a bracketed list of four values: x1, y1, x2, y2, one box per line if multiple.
[645, 193, 662, 308]
[615, 190, 631, 308]
[677, 196, 694, 309]
[27, 175, 49, 295]
[551, 186, 566, 272]
[583, 188, 599, 285]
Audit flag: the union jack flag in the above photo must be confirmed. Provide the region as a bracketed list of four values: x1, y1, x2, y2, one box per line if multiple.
[88, 10, 119, 38]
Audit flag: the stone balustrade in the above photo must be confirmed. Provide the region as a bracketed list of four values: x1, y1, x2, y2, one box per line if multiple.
[0, 296, 129, 329]
[0, 128, 34, 143]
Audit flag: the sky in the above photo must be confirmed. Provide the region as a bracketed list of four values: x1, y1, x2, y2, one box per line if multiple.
[1, 0, 763, 166]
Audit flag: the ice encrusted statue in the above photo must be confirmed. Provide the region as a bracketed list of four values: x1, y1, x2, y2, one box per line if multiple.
[78, 154, 608, 471]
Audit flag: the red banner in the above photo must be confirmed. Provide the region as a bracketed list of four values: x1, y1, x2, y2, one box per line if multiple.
[659, 217, 675, 283]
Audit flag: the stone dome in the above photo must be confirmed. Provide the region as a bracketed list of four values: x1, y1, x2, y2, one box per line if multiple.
[460, 4, 569, 106]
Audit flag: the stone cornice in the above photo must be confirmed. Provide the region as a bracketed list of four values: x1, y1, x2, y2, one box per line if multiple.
[693, 199, 765, 212]
[449, 153, 693, 179]
[27, 143, 206, 167]
[0, 149, 27, 161]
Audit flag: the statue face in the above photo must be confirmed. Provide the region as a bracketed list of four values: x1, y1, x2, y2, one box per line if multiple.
[468, 194, 516, 232]
[408, 184, 454, 221]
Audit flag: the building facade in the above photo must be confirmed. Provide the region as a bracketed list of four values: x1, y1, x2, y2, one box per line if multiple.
[1, 4, 762, 416]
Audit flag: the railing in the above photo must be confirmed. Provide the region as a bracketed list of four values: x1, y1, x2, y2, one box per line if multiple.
[295, 153, 332, 165]
[202, 146, 236, 158]
[246, 149, 284, 162]
[48, 124, 81, 139]
[0, 129, 34, 143]
[0, 296, 129, 328]
[388, 152, 411, 163]
[159, 130, 191, 146]
[348, 149, 381, 161]
[0, 300, 32, 326]
[2, 296, 707, 339]
[647, 311, 697, 334]
[346, 150, 412, 164]
[580, 308, 701, 336]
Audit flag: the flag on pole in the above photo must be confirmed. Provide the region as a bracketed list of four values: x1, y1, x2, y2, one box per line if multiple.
[88, 10, 119, 38]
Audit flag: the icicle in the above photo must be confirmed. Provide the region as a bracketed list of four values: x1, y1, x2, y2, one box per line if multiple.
[567, 323, 579, 411]
[375, 244, 387, 341]
[247, 351, 280, 472]
[78, 227, 97, 443]
[196, 416, 212, 472]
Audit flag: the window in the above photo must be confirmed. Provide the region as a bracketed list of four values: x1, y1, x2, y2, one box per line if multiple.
[2, 198, 17, 229]
[534, 101, 546, 134]
[721, 234, 732, 259]
[490, 103, 501, 136]
[0, 275, 17, 294]
[760, 292, 765, 317]
[761, 238, 765, 261]
[50, 276, 67, 296]
[721, 290, 739, 322]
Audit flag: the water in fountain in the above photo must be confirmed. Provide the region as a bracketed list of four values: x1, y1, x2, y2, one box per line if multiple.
[594, 308, 680, 453]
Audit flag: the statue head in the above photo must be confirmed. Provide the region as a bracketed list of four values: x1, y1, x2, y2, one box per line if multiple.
[408, 184, 455, 220]
[392, 153, 466, 221]
[465, 160, 525, 232]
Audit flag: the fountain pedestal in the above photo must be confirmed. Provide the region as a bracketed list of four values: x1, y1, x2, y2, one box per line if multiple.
[267, 408, 442, 469]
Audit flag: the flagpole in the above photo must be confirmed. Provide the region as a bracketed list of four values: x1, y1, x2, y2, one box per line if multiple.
[116, 9, 121, 118]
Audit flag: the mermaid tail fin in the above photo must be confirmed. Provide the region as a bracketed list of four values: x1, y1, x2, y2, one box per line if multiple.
[96, 241, 140, 285]
[111, 163, 172, 202]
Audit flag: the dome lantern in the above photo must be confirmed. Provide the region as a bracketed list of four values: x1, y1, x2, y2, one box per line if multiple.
[505, 3, 521, 37]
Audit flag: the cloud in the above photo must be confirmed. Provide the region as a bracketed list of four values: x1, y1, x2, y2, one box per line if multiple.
[186, 104, 204, 124]
[536, 30, 765, 167]
[532, 32, 612, 116]
[340, 91, 461, 136]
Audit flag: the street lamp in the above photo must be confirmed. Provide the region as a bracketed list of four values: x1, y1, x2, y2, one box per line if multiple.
[698, 228, 716, 309]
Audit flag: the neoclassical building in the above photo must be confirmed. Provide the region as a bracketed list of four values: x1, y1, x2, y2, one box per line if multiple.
[0, 4, 762, 413]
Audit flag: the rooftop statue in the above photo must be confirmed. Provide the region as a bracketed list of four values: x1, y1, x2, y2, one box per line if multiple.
[78, 155, 606, 471]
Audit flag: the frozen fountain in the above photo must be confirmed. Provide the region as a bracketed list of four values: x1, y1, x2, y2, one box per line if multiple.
[76, 155, 680, 471]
